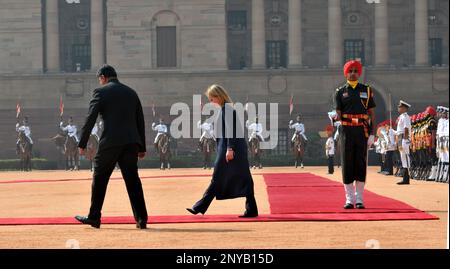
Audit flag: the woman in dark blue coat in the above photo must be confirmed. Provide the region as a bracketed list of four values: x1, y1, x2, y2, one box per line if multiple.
[187, 84, 258, 218]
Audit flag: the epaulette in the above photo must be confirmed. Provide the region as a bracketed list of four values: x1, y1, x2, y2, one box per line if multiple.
[336, 84, 347, 91]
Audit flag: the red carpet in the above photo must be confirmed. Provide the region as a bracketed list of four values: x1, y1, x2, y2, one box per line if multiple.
[264, 173, 438, 218]
[0, 212, 436, 226]
[0, 173, 438, 225]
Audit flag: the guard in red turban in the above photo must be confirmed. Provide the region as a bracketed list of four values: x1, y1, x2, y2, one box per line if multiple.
[343, 60, 363, 79]
[335, 59, 376, 209]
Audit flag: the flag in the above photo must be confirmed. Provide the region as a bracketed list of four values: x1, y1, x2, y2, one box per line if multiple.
[289, 94, 294, 116]
[59, 96, 64, 117]
[152, 103, 156, 117]
[16, 102, 21, 118]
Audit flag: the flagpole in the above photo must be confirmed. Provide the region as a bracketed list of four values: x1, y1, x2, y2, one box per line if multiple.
[59, 96, 64, 121]
[16, 102, 21, 119]
[388, 92, 392, 127]
[289, 93, 294, 117]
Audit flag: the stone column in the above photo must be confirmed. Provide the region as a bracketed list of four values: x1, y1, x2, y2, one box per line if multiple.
[288, 0, 302, 68]
[252, 0, 266, 69]
[374, 0, 389, 66]
[328, 0, 343, 67]
[91, 0, 105, 70]
[415, 0, 429, 66]
[46, 0, 60, 72]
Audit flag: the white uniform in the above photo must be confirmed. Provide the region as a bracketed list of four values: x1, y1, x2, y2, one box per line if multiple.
[152, 123, 168, 143]
[16, 123, 33, 144]
[333, 121, 341, 141]
[197, 121, 215, 141]
[437, 117, 449, 163]
[393, 112, 411, 168]
[60, 122, 79, 143]
[325, 137, 335, 157]
[379, 128, 388, 154]
[91, 122, 100, 141]
[289, 121, 308, 142]
[328, 111, 341, 141]
[374, 138, 382, 154]
[246, 121, 264, 142]
[386, 128, 397, 151]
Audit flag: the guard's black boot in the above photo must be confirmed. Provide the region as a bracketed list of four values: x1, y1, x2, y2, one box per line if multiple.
[397, 168, 410, 185]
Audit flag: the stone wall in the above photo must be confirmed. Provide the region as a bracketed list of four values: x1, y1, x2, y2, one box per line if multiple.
[106, 0, 228, 70]
[0, 0, 43, 74]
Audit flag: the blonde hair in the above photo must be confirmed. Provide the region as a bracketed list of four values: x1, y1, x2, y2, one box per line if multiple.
[205, 84, 233, 106]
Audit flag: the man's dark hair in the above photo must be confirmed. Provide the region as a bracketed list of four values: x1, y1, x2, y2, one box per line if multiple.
[96, 64, 117, 78]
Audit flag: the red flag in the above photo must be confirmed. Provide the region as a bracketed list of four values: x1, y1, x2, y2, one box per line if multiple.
[16, 102, 21, 118]
[59, 96, 64, 117]
[289, 94, 294, 116]
[152, 103, 156, 117]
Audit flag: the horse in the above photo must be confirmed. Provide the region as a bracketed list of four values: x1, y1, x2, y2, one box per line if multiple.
[52, 131, 66, 155]
[52, 131, 80, 171]
[85, 134, 99, 171]
[17, 130, 32, 171]
[292, 132, 306, 168]
[157, 133, 171, 170]
[64, 135, 80, 170]
[200, 137, 215, 169]
[248, 136, 263, 169]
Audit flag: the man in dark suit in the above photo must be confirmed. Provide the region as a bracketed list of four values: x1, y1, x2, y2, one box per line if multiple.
[75, 65, 148, 229]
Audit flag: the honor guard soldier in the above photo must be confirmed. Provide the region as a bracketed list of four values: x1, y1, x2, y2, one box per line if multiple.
[335, 60, 376, 209]
[435, 107, 443, 181]
[409, 113, 421, 180]
[152, 118, 168, 151]
[383, 121, 396, 175]
[246, 116, 265, 143]
[436, 106, 449, 182]
[325, 130, 335, 174]
[392, 101, 412, 185]
[373, 122, 387, 174]
[289, 115, 308, 144]
[16, 116, 34, 152]
[91, 119, 102, 143]
[423, 107, 437, 181]
[197, 118, 216, 150]
[60, 117, 79, 143]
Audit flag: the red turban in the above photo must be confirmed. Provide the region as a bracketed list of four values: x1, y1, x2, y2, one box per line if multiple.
[343, 60, 363, 77]
[425, 106, 437, 117]
[326, 124, 334, 133]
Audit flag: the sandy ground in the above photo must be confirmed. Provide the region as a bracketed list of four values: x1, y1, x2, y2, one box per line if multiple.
[0, 166, 447, 249]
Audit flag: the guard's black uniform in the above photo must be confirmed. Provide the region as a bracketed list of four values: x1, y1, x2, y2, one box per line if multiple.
[335, 83, 376, 184]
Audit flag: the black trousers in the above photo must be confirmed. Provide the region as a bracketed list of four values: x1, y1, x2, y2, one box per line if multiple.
[88, 143, 148, 223]
[379, 154, 384, 172]
[192, 180, 258, 215]
[384, 150, 394, 174]
[327, 155, 334, 174]
[340, 126, 368, 184]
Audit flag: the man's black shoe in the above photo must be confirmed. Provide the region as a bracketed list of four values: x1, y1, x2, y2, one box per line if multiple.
[343, 203, 354, 209]
[238, 213, 258, 218]
[355, 203, 365, 209]
[186, 208, 202, 215]
[74, 215, 100, 228]
[136, 222, 147, 229]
